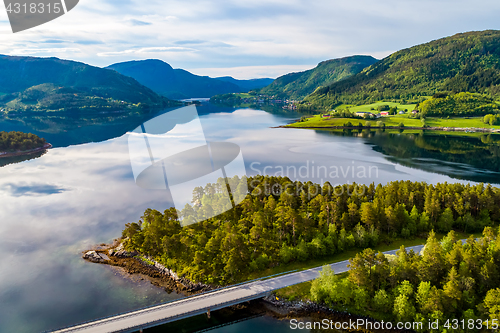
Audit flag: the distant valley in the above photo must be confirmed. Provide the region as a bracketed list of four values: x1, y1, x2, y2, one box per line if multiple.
[107, 59, 273, 99]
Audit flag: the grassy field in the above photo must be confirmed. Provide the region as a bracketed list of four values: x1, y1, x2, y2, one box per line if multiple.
[288, 113, 500, 130]
[337, 101, 417, 113]
[235, 92, 254, 99]
[426, 117, 500, 128]
[270, 231, 482, 302]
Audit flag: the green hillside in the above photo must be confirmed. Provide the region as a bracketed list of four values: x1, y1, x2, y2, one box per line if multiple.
[418, 92, 500, 116]
[0, 55, 176, 114]
[304, 30, 500, 110]
[256, 55, 377, 100]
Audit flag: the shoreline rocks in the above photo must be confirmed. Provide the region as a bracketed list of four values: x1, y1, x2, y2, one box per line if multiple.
[82, 250, 108, 263]
[261, 294, 412, 333]
[83, 244, 403, 331]
[82, 241, 212, 294]
[0, 143, 52, 158]
[262, 294, 329, 316]
[282, 124, 500, 133]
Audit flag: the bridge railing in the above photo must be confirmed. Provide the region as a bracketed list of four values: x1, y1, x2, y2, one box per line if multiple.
[48, 268, 298, 333]
[112, 291, 273, 333]
[52, 239, 475, 332]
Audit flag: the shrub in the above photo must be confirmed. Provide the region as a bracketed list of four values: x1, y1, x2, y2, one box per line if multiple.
[420, 92, 498, 117]
[484, 114, 500, 125]
[432, 92, 449, 99]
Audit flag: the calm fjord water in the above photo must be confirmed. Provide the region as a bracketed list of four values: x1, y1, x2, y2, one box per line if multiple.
[0, 104, 498, 332]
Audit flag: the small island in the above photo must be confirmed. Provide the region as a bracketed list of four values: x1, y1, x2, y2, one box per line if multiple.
[0, 131, 51, 158]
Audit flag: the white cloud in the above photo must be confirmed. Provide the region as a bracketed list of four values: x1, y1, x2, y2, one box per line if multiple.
[9, 47, 81, 55]
[127, 19, 152, 26]
[0, 0, 498, 77]
[97, 46, 197, 57]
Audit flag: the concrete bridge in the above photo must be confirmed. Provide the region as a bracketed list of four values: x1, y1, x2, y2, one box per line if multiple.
[52, 244, 427, 333]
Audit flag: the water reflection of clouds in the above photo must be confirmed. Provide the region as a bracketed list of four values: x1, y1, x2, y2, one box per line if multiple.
[0, 106, 487, 332]
[0, 243, 174, 333]
[2, 182, 68, 197]
[0, 138, 174, 251]
[0, 137, 178, 332]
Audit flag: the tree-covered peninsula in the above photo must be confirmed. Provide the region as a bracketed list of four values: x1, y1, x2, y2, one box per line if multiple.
[121, 176, 500, 285]
[0, 131, 47, 152]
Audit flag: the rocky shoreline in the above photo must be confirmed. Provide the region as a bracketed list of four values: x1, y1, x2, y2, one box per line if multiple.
[82, 241, 213, 294]
[261, 295, 410, 333]
[280, 124, 500, 133]
[0, 143, 52, 158]
[82, 242, 408, 332]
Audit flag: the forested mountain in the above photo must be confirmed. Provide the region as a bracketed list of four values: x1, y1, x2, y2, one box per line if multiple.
[256, 55, 377, 100]
[0, 55, 174, 113]
[304, 30, 500, 110]
[108, 59, 272, 99]
[122, 175, 500, 284]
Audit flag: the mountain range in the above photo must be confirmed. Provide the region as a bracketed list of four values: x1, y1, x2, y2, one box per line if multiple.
[107, 59, 273, 99]
[2, 29, 500, 116]
[0, 55, 174, 114]
[303, 30, 500, 110]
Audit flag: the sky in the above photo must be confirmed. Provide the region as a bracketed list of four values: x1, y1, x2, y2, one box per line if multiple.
[0, 0, 499, 79]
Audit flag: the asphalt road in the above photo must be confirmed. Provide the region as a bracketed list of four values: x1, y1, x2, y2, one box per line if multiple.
[51, 243, 429, 333]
